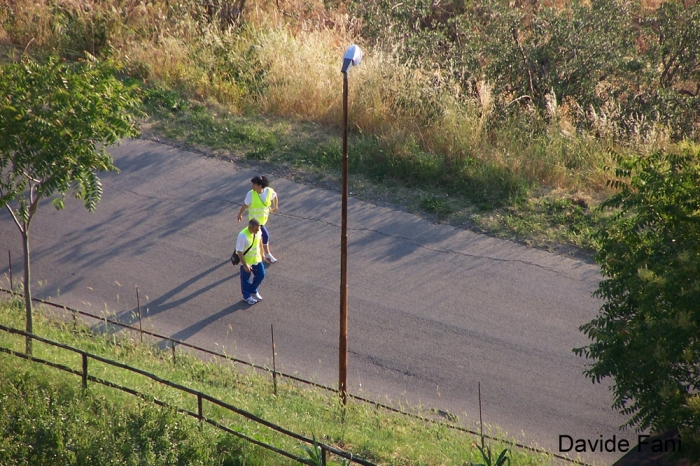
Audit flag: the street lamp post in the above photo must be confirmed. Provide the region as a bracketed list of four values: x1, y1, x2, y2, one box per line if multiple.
[339, 44, 362, 405]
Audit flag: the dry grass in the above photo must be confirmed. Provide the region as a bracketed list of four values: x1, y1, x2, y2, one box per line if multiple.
[1, 0, 671, 197]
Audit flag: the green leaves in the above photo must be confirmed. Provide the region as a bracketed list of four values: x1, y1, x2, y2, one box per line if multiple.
[0, 55, 140, 223]
[300, 435, 324, 466]
[0, 54, 142, 354]
[350, 0, 700, 140]
[468, 445, 510, 466]
[575, 144, 700, 432]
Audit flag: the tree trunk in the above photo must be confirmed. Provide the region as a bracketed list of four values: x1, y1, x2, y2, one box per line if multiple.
[21, 229, 32, 355]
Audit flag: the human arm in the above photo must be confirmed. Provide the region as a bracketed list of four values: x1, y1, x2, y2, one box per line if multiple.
[237, 204, 247, 222]
[266, 189, 278, 213]
[237, 191, 253, 222]
[237, 251, 251, 272]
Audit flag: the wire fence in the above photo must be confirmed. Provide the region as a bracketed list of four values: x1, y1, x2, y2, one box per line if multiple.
[0, 286, 591, 466]
[0, 322, 374, 466]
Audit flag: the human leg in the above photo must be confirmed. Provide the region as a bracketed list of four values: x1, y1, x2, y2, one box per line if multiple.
[261, 225, 269, 246]
[261, 225, 271, 256]
[249, 262, 266, 295]
[261, 225, 277, 262]
[240, 265, 252, 299]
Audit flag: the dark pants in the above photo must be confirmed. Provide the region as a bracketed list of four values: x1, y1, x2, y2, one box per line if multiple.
[240, 262, 265, 299]
[261, 224, 270, 245]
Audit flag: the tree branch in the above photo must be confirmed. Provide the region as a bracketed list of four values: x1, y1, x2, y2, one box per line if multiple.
[2, 201, 24, 233]
[7, 153, 41, 184]
[27, 184, 41, 226]
[507, 95, 532, 106]
[678, 88, 698, 97]
[22, 169, 41, 184]
[29, 182, 36, 207]
[22, 38, 35, 56]
[511, 23, 536, 98]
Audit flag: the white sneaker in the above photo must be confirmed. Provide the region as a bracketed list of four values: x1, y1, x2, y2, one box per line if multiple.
[265, 253, 278, 263]
[244, 296, 258, 305]
[253, 292, 263, 301]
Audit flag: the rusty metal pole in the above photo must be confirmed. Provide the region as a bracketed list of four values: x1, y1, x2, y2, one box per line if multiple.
[339, 70, 349, 405]
[338, 44, 362, 407]
[136, 286, 143, 343]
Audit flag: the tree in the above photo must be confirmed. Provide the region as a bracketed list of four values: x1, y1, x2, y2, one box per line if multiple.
[574, 144, 700, 432]
[0, 55, 141, 354]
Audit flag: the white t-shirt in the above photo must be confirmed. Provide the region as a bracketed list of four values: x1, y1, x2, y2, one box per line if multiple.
[244, 187, 276, 206]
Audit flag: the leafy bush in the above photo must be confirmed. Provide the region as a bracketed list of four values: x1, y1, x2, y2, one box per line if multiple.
[575, 143, 700, 432]
[637, 1, 700, 140]
[350, 0, 700, 141]
[5, 0, 698, 212]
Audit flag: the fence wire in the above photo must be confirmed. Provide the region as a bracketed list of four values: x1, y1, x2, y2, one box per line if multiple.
[0, 287, 591, 466]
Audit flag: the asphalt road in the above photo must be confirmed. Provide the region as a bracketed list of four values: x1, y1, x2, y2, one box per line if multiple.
[0, 138, 636, 464]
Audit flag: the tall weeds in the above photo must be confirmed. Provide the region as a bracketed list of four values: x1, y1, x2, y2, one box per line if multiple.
[1, 0, 688, 201]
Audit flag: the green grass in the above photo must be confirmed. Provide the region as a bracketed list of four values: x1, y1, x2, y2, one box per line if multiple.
[419, 194, 453, 218]
[140, 84, 535, 205]
[141, 86, 610, 256]
[0, 297, 559, 466]
[143, 88, 527, 204]
[0, 368, 252, 465]
[468, 195, 614, 255]
[5, 0, 690, 258]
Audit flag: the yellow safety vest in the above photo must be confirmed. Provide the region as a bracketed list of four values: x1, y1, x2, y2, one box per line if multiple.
[239, 227, 262, 265]
[248, 188, 275, 225]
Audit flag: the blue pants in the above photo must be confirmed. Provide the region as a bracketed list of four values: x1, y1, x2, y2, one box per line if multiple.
[240, 262, 265, 299]
[261, 224, 270, 245]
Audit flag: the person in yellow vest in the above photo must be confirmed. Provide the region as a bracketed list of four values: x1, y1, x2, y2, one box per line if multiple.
[236, 218, 266, 305]
[237, 175, 279, 263]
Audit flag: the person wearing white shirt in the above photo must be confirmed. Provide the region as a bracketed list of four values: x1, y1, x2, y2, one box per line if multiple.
[236, 218, 265, 305]
[237, 175, 279, 263]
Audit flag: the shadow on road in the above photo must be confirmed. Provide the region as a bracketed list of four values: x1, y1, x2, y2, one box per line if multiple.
[91, 260, 234, 334]
[24, 146, 248, 290]
[155, 301, 249, 351]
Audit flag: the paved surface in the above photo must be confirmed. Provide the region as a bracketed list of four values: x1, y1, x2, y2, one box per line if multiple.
[0, 138, 636, 464]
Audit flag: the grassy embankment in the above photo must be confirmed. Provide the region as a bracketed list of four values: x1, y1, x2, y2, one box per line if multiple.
[5, 0, 698, 254]
[0, 297, 561, 465]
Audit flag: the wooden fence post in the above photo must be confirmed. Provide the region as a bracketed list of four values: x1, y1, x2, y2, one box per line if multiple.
[70, 306, 77, 330]
[271, 324, 277, 395]
[479, 381, 484, 450]
[136, 286, 143, 343]
[82, 353, 88, 389]
[8, 250, 12, 290]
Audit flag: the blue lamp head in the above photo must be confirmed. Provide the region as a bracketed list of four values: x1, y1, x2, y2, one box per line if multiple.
[341, 44, 363, 74]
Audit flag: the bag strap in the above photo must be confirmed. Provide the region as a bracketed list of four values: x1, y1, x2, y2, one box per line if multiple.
[242, 241, 254, 255]
[241, 232, 256, 255]
[253, 190, 271, 207]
